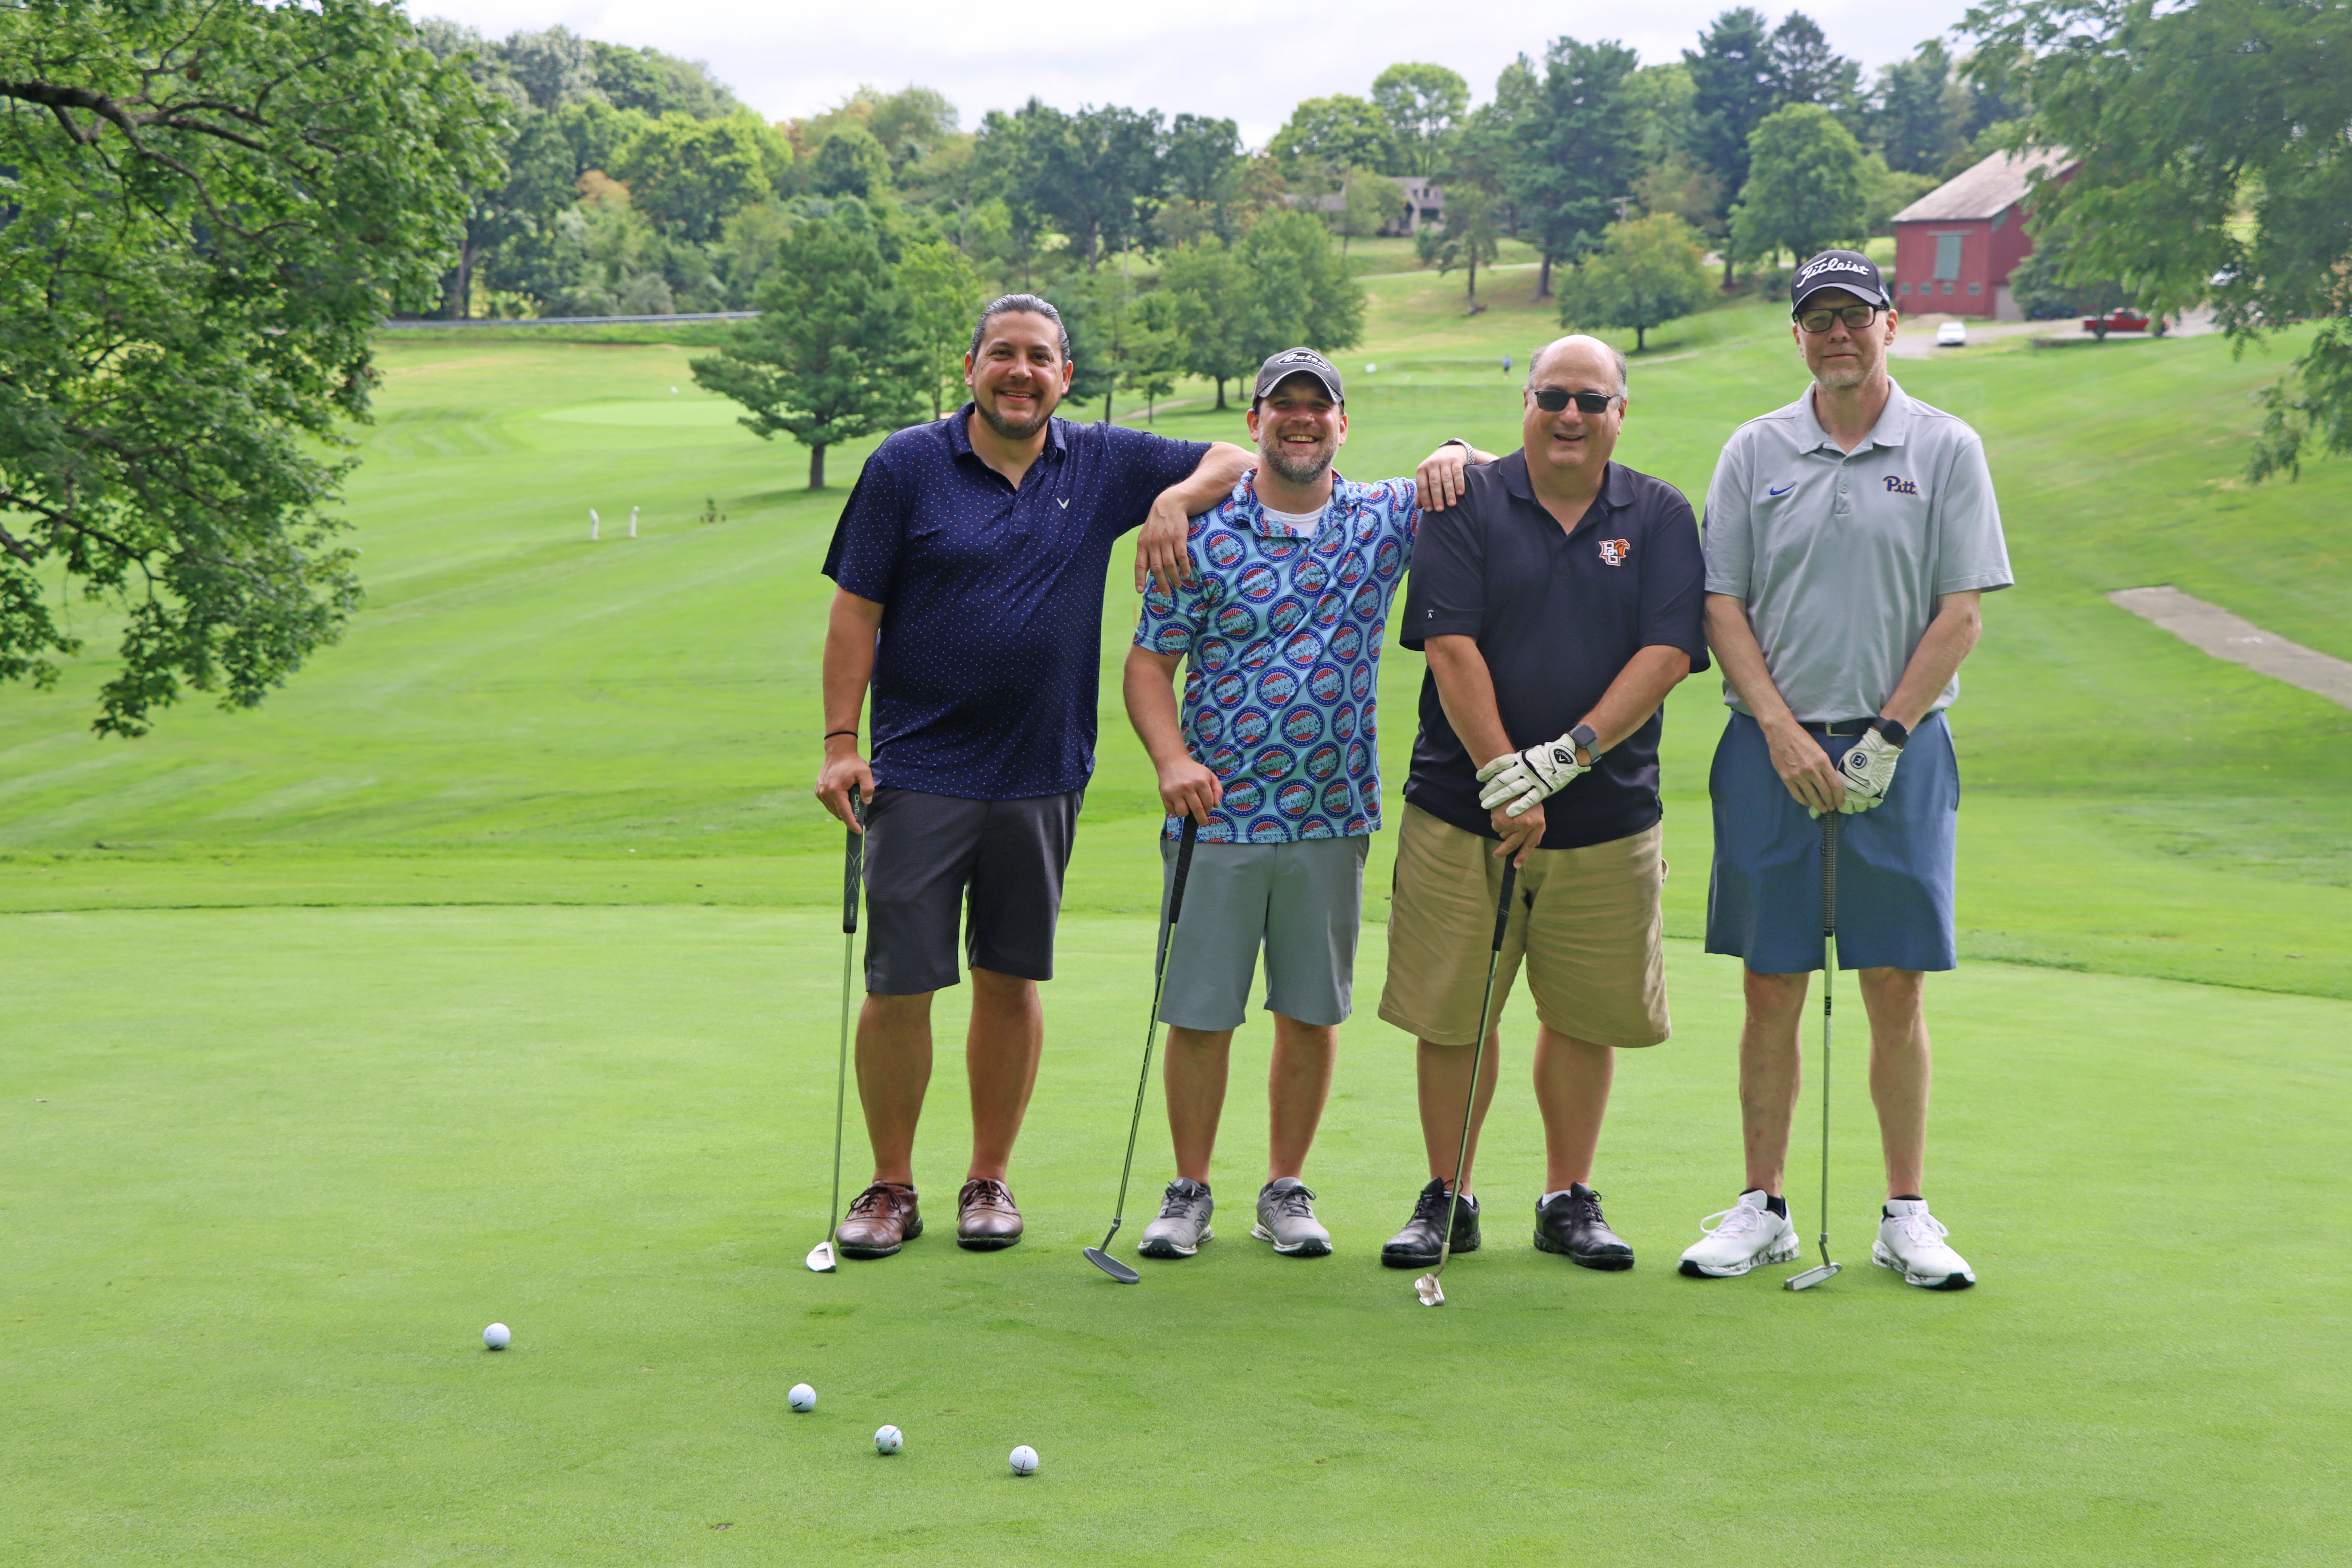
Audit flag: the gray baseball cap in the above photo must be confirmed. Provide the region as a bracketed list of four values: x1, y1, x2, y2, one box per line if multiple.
[1791, 249, 1891, 312]
[1252, 347, 1344, 406]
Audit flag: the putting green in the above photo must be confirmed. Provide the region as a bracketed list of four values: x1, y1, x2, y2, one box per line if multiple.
[6, 906, 2345, 1564]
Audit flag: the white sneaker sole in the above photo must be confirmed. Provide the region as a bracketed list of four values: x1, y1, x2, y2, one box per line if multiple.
[1250, 1222, 1331, 1257]
[1138, 1225, 1211, 1259]
[1677, 1230, 1802, 1278]
[1872, 1239, 1975, 1289]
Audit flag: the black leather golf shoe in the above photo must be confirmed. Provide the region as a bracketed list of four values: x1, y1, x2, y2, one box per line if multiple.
[1380, 1178, 1481, 1268]
[1534, 1183, 1635, 1270]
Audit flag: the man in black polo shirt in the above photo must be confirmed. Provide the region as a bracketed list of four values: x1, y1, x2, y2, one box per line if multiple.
[1377, 334, 1709, 1274]
[814, 294, 1252, 1259]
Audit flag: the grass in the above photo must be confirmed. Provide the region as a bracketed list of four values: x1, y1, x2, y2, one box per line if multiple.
[4, 261, 2348, 1562]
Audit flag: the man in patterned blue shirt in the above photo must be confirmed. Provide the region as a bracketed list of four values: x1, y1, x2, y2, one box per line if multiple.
[1121, 348, 1493, 1261]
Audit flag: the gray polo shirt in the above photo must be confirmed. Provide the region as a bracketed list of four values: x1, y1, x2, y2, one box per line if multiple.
[1702, 379, 2012, 722]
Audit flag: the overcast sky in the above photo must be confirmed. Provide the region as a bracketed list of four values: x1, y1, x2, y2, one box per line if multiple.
[414, 0, 1981, 144]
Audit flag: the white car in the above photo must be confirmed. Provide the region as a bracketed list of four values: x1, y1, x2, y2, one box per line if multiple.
[1934, 320, 1968, 347]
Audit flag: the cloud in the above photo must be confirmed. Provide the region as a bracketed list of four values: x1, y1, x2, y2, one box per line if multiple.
[412, 0, 1979, 143]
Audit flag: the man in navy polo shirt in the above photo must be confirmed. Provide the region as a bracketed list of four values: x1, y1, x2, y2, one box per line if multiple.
[814, 294, 1252, 1259]
[1376, 333, 1710, 1276]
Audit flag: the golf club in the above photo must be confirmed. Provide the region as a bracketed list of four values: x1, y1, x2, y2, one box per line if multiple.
[1415, 859, 1519, 1307]
[1786, 811, 1843, 1292]
[1084, 816, 1199, 1283]
[806, 788, 867, 1275]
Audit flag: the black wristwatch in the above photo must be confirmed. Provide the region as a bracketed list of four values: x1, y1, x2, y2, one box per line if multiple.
[1569, 722, 1600, 763]
[1869, 717, 1910, 749]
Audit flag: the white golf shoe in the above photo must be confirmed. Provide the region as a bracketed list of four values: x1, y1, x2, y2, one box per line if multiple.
[1873, 1198, 1976, 1289]
[1677, 1190, 1802, 1278]
[1251, 1178, 1332, 1257]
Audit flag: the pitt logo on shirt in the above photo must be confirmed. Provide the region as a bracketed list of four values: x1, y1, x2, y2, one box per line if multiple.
[1883, 475, 1919, 495]
[1597, 538, 1631, 566]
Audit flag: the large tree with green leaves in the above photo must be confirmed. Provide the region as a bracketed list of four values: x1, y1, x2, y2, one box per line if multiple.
[896, 238, 987, 420]
[691, 206, 923, 489]
[1512, 36, 1642, 298]
[1684, 6, 1781, 261]
[1730, 103, 1869, 265]
[1966, 0, 2352, 480]
[1239, 208, 1367, 357]
[1160, 241, 1257, 410]
[615, 111, 792, 242]
[1267, 95, 1395, 185]
[0, 0, 498, 736]
[1416, 183, 1504, 312]
[1557, 214, 1715, 351]
[1371, 63, 1469, 177]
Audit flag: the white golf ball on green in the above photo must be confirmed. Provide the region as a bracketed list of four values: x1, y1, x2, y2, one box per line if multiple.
[483, 1323, 510, 1350]
[873, 1424, 902, 1454]
[788, 1383, 815, 1412]
[1009, 1444, 1038, 1476]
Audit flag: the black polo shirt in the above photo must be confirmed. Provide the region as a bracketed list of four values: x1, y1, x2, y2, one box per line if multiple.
[1400, 452, 1709, 849]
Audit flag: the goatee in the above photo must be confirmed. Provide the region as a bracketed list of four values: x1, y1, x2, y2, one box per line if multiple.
[1263, 444, 1335, 487]
[975, 395, 1051, 441]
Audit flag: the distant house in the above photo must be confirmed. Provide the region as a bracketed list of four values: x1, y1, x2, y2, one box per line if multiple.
[1299, 175, 1445, 237]
[1889, 148, 2077, 320]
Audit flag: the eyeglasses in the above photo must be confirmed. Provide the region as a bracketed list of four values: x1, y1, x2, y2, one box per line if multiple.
[1530, 388, 1619, 413]
[1795, 305, 1881, 334]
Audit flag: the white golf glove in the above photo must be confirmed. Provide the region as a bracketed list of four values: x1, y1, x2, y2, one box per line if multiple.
[1477, 727, 1595, 818]
[1835, 725, 1904, 813]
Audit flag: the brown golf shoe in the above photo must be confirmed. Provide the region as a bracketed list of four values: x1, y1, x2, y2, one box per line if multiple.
[836, 1182, 921, 1259]
[956, 1178, 1023, 1250]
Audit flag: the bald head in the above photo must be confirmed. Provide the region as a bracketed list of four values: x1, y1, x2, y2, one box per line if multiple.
[1528, 334, 1629, 397]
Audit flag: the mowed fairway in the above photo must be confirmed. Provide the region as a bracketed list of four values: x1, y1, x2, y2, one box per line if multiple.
[5, 276, 2350, 1564]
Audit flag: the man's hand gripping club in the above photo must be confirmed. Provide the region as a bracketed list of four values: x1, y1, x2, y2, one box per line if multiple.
[1476, 726, 1597, 819]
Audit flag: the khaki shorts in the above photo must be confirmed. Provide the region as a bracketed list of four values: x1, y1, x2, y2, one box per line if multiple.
[1378, 804, 1669, 1050]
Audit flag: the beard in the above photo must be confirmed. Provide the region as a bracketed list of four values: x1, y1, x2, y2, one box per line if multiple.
[1261, 436, 1337, 487]
[974, 388, 1054, 440]
[1813, 356, 1870, 390]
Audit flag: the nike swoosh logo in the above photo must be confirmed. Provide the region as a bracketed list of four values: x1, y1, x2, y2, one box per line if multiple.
[1768, 484, 1795, 497]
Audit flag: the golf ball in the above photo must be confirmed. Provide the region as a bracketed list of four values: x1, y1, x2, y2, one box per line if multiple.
[873, 1424, 903, 1455]
[483, 1323, 510, 1351]
[788, 1383, 815, 1412]
[1009, 1444, 1039, 1476]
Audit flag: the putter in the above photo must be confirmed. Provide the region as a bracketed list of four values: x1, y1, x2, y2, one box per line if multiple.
[1786, 811, 1843, 1292]
[1084, 816, 1200, 1283]
[1415, 860, 1519, 1307]
[806, 788, 867, 1274]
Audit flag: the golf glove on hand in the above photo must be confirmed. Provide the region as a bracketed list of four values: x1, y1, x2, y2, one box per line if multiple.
[1477, 732, 1592, 819]
[1835, 725, 1904, 813]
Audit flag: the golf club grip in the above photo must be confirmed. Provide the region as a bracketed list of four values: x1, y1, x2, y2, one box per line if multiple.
[843, 791, 867, 935]
[1820, 814, 1838, 936]
[1168, 817, 1199, 924]
[1491, 862, 1518, 951]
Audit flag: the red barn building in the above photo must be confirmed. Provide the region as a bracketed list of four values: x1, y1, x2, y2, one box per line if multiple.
[1890, 148, 2077, 320]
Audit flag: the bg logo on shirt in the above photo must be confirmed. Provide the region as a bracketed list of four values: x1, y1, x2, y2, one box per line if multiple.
[1598, 538, 1631, 566]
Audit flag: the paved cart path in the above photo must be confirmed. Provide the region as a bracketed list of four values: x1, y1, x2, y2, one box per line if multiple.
[2109, 585, 2352, 709]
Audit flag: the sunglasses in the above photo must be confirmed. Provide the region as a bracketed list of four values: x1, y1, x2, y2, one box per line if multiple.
[1795, 304, 1882, 334]
[1530, 388, 1619, 413]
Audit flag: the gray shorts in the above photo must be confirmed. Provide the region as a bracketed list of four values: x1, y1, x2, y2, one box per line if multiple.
[862, 787, 1081, 995]
[1155, 835, 1369, 1031]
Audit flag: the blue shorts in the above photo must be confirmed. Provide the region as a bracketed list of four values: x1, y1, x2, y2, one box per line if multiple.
[1705, 711, 1959, 974]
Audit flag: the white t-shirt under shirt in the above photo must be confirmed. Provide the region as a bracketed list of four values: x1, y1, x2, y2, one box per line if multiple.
[1701, 379, 2013, 724]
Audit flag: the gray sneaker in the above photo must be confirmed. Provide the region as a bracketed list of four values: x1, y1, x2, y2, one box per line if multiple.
[1251, 1178, 1332, 1257]
[1137, 1178, 1213, 1258]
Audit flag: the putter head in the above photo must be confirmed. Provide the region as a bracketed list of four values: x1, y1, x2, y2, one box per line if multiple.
[805, 1241, 837, 1274]
[1784, 1261, 1840, 1291]
[1413, 1272, 1445, 1307]
[1083, 1247, 1141, 1284]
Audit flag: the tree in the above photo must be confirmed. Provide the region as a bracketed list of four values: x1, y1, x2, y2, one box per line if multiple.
[1239, 208, 1367, 357]
[1371, 63, 1470, 177]
[1729, 103, 1869, 267]
[1416, 183, 1504, 312]
[1267, 95, 1395, 185]
[1513, 36, 1641, 297]
[897, 239, 987, 420]
[617, 112, 793, 242]
[585, 40, 743, 119]
[1122, 291, 1185, 423]
[1159, 242, 1257, 410]
[1329, 166, 1396, 253]
[2005, 232, 2132, 330]
[808, 124, 893, 200]
[1767, 13, 1859, 116]
[980, 99, 1164, 271]
[1966, 0, 2352, 480]
[1683, 7, 1779, 281]
[0, 0, 498, 735]
[1164, 113, 1244, 240]
[1557, 215, 1715, 351]
[690, 209, 924, 488]
[1868, 40, 1971, 175]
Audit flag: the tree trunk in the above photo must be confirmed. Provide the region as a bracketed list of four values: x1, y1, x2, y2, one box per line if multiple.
[445, 238, 482, 320]
[1721, 252, 1736, 290]
[809, 443, 827, 490]
[1538, 252, 1553, 299]
[1635, 323, 1648, 352]
[1467, 253, 1479, 312]
[1103, 389, 1114, 424]
[1214, 378, 1227, 411]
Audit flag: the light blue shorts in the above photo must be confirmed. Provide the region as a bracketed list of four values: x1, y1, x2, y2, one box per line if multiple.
[1705, 711, 1960, 974]
[1156, 836, 1369, 1031]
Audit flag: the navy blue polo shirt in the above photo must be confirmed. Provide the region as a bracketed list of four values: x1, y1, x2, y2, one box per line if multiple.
[823, 406, 1208, 799]
[1401, 452, 1710, 849]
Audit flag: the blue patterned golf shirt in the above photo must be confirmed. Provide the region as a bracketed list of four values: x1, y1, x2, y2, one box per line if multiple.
[1133, 474, 1419, 844]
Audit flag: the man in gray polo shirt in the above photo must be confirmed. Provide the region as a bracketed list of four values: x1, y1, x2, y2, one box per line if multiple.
[1681, 249, 2012, 1290]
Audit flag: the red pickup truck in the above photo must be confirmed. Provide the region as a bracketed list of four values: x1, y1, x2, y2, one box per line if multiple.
[2083, 309, 2153, 337]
